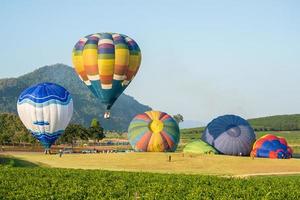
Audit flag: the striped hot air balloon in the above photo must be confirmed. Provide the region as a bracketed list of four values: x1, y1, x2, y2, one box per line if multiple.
[202, 115, 256, 156]
[251, 134, 292, 159]
[72, 33, 141, 119]
[17, 83, 73, 153]
[128, 111, 180, 152]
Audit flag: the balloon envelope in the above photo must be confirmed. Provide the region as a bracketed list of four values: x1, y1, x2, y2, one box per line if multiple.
[202, 115, 256, 156]
[183, 140, 218, 154]
[251, 134, 292, 159]
[17, 82, 73, 149]
[72, 32, 141, 111]
[128, 111, 180, 152]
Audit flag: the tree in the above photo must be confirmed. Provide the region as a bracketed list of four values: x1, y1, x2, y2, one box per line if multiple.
[89, 118, 105, 142]
[60, 124, 89, 147]
[0, 113, 29, 147]
[173, 114, 184, 124]
[91, 118, 100, 128]
[12, 131, 28, 146]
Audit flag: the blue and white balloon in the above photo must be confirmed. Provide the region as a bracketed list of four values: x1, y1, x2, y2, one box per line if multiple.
[201, 115, 256, 156]
[17, 82, 73, 149]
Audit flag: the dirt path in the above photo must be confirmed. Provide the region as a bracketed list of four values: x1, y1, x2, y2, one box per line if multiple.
[233, 171, 300, 178]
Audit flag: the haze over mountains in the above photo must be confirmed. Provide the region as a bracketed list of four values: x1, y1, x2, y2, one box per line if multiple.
[0, 64, 151, 131]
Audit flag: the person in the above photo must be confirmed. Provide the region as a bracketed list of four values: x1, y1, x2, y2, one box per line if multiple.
[59, 149, 63, 157]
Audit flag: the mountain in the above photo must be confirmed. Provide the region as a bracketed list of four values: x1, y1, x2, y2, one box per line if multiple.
[0, 64, 151, 131]
[179, 120, 205, 129]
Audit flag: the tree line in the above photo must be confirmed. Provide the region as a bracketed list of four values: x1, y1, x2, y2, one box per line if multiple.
[0, 113, 105, 147]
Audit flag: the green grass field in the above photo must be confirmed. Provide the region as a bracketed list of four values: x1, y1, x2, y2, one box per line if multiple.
[1, 162, 300, 200]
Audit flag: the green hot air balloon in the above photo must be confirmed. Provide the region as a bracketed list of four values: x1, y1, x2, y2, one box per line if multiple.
[183, 140, 218, 154]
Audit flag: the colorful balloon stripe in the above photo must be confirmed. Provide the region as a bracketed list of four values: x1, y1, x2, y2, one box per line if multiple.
[128, 111, 180, 152]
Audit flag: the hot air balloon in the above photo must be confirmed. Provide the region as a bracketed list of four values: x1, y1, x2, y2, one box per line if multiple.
[202, 115, 256, 156]
[251, 134, 292, 159]
[17, 82, 73, 153]
[128, 111, 180, 152]
[183, 140, 218, 154]
[72, 32, 141, 119]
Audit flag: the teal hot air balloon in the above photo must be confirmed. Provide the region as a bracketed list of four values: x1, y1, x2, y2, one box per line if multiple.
[72, 33, 142, 119]
[17, 82, 73, 153]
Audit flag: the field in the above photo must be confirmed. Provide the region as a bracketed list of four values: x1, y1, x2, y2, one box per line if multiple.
[1, 161, 300, 200]
[2, 152, 300, 176]
[1, 131, 300, 176]
[2, 130, 300, 199]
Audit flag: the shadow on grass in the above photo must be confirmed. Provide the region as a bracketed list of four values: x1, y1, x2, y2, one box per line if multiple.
[0, 155, 39, 167]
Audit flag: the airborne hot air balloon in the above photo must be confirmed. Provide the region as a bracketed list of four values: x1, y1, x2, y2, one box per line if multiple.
[72, 32, 141, 119]
[202, 115, 256, 156]
[251, 134, 292, 159]
[128, 111, 180, 152]
[17, 83, 73, 153]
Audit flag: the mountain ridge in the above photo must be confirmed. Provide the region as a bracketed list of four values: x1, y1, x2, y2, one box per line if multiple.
[0, 64, 151, 131]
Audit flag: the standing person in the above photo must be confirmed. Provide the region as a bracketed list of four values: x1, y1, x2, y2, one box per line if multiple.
[59, 149, 63, 157]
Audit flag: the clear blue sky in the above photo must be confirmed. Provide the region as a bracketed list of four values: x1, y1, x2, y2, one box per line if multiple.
[1, 0, 300, 123]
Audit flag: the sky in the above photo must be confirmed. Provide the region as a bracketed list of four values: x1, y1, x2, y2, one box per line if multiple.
[0, 0, 300, 124]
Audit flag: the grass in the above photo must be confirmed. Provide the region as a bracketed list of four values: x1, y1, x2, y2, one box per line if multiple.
[0, 155, 39, 167]
[3, 152, 300, 176]
[248, 114, 300, 131]
[2, 167, 300, 200]
[255, 131, 300, 145]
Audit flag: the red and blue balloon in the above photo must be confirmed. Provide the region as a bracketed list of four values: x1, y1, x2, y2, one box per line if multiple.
[251, 134, 292, 159]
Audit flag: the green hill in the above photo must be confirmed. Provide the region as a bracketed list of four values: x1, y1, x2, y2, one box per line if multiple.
[0, 64, 151, 131]
[248, 114, 300, 131]
[181, 114, 300, 135]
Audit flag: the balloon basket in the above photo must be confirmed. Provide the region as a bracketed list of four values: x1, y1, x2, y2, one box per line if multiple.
[104, 111, 111, 119]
